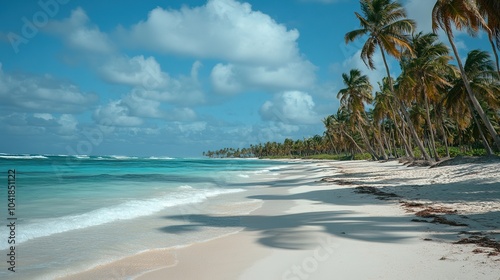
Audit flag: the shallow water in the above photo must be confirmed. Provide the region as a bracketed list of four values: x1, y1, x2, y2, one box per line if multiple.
[0, 155, 289, 279]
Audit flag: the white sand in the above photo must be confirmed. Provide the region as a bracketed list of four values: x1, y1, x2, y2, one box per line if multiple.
[67, 160, 500, 280]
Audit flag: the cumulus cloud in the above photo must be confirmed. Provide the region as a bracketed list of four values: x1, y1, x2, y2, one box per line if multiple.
[176, 121, 207, 134]
[404, 0, 434, 33]
[57, 114, 79, 135]
[93, 96, 198, 127]
[260, 91, 319, 125]
[100, 55, 166, 88]
[93, 101, 143, 127]
[1, 113, 80, 138]
[0, 65, 98, 114]
[126, 61, 205, 105]
[45, 7, 114, 54]
[47, 9, 206, 108]
[119, 0, 316, 93]
[121, 0, 300, 65]
[211, 61, 316, 94]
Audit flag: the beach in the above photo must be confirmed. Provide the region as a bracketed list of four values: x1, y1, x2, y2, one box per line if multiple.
[64, 159, 500, 280]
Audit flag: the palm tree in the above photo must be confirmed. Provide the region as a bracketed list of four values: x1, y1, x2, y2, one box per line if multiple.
[328, 111, 364, 155]
[322, 116, 338, 153]
[445, 49, 500, 154]
[374, 77, 415, 157]
[432, 0, 500, 150]
[345, 0, 432, 161]
[399, 32, 454, 160]
[338, 69, 380, 160]
[476, 0, 500, 74]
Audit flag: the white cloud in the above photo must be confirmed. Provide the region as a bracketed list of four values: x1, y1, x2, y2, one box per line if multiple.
[260, 91, 319, 125]
[33, 113, 54, 121]
[100, 55, 166, 89]
[0, 66, 98, 114]
[211, 61, 316, 94]
[210, 64, 243, 93]
[1, 113, 80, 138]
[93, 101, 143, 127]
[57, 114, 78, 135]
[405, 0, 434, 33]
[119, 0, 316, 94]
[176, 121, 207, 134]
[253, 122, 300, 143]
[121, 0, 300, 66]
[169, 108, 197, 121]
[93, 95, 198, 128]
[122, 93, 164, 118]
[46, 7, 114, 54]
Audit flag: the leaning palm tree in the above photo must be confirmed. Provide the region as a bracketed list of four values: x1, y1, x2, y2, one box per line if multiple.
[476, 0, 500, 74]
[338, 69, 381, 160]
[345, 0, 432, 161]
[445, 49, 500, 154]
[328, 111, 364, 155]
[399, 32, 454, 160]
[432, 0, 500, 150]
[374, 77, 415, 157]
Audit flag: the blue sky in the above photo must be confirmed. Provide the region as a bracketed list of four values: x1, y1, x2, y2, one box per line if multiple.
[0, 0, 491, 157]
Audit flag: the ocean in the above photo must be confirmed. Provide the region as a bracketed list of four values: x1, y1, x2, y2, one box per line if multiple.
[0, 154, 289, 279]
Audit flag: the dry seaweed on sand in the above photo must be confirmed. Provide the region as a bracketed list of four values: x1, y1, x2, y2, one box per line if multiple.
[354, 186, 400, 200]
[414, 206, 458, 218]
[320, 178, 355, 185]
[455, 236, 500, 255]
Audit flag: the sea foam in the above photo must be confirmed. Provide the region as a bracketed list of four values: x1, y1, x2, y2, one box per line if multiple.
[1, 187, 244, 249]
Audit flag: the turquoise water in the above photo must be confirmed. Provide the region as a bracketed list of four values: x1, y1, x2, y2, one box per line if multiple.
[0, 154, 288, 279]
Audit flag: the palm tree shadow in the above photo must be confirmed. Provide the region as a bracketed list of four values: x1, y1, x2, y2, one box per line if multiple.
[158, 207, 434, 250]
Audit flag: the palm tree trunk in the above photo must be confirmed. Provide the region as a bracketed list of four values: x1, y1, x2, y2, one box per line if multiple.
[388, 101, 414, 157]
[374, 129, 388, 160]
[326, 132, 335, 154]
[438, 119, 450, 158]
[341, 129, 364, 154]
[467, 101, 494, 156]
[380, 48, 432, 161]
[445, 30, 500, 151]
[363, 111, 388, 160]
[382, 126, 393, 157]
[422, 83, 440, 161]
[356, 124, 379, 160]
[487, 32, 500, 76]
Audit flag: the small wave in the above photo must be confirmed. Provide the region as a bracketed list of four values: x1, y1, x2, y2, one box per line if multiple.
[73, 155, 90, 159]
[108, 155, 139, 160]
[2, 188, 244, 248]
[238, 174, 250, 178]
[0, 155, 48, 159]
[148, 156, 174, 160]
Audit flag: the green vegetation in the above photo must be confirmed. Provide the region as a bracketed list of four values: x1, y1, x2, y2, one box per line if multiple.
[204, 0, 500, 161]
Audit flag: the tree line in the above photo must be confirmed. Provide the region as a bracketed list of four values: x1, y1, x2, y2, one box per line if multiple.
[205, 0, 500, 161]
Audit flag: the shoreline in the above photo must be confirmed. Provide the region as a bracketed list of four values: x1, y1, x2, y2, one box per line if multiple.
[63, 159, 500, 279]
